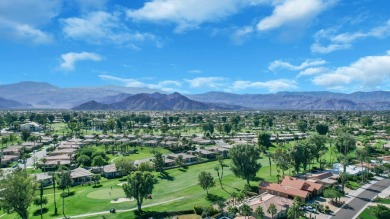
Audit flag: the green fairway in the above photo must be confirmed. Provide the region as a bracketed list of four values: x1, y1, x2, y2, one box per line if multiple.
[1, 156, 276, 219]
[87, 188, 125, 200]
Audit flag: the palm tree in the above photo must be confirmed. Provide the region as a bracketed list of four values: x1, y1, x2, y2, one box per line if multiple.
[267, 203, 277, 219]
[41, 158, 47, 173]
[255, 206, 265, 219]
[239, 204, 253, 219]
[52, 174, 58, 215]
[231, 192, 237, 206]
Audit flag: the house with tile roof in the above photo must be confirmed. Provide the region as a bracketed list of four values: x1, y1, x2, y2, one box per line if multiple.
[259, 176, 324, 202]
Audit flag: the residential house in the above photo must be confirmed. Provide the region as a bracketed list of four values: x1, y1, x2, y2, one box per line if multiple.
[20, 122, 42, 132]
[259, 176, 324, 202]
[71, 168, 94, 185]
[245, 193, 293, 219]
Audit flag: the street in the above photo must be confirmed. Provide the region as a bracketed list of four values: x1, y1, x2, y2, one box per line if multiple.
[331, 178, 390, 219]
[18, 146, 48, 169]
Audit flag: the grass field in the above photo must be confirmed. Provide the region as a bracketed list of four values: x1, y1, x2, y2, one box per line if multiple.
[1, 156, 276, 219]
[358, 206, 377, 219]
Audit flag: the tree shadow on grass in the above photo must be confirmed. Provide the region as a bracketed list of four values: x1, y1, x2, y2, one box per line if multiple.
[33, 208, 48, 216]
[178, 168, 187, 172]
[134, 210, 194, 219]
[222, 183, 241, 192]
[158, 171, 175, 181]
[92, 184, 103, 188]
[207, 193, 225, 202]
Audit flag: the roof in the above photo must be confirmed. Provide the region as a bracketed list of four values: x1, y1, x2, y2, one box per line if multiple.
[280, 176, 323, 192]
[260, 181, 309, 198]
[246, 193, 293, 218]
[281, 176, 306, 190]
[103, 164, 118, 173]
[71, 168, 94, 179]
[309, 171, 333, 180]
[33, 173, 52, 181]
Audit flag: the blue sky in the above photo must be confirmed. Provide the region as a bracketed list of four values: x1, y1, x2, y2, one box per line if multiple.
[1, 0, 390, 94]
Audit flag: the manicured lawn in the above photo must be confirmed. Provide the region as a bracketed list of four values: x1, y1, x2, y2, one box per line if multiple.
[375, 197, 390, 204]
[358, 206, 377, 219]
[347, 181, 361, 190]
[1, 157, 276, 219]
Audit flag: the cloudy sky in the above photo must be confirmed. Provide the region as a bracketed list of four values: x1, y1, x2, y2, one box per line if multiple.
[1, 0, 390, 94]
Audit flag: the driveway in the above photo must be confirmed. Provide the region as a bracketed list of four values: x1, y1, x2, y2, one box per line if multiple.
[330, 178, 390, 219]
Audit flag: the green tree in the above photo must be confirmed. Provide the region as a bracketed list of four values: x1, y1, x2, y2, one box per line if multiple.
[153, 151, 165, 173]
[122, 171, 156, 212]
[255, 205, 265, 219]
[267, 203, 277, 219]
[198, 171, 216, 195]
[115, 158, 135, 175]
[308, 134, 327, 168]
[315, 123, 329, 135]
[56, 169, 72, 218]
[21, 129, 31, 142]
[272, 149, 290, 176]
[373, 204, 390, 219]
[63, 114, 71, 123]
[92, 155, 107, 172]
[138, 162, 154, 172]
[239, 203, 253, 219]
[360, 116, 374, 127]
[77, 155, 91, 166]
[335, 133, 356, 191]
[287, 197, 304, 219]
[230, 144, 261, 185]
[323, 187, 341, 204]
[296, 120, 308, 133]
[92, 174, 101, 186]
[0, 169, 38, 219]
[214, 155, 225, 188]
[175, 155, 184, 168]
[48, 115, 55, 123]
[258, 132, 272, 148]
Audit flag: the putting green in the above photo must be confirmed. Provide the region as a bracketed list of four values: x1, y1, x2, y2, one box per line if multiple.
[87, 188, 126, 200]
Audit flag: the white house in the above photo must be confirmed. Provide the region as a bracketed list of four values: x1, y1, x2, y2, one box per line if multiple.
[20, 122, 42, 132]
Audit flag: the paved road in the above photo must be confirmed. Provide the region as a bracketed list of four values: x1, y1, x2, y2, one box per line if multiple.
[331, 178, 390, 219]
[18, 146, 47, 169]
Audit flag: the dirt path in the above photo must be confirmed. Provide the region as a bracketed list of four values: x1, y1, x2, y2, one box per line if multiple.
[55, 196, 186, 219]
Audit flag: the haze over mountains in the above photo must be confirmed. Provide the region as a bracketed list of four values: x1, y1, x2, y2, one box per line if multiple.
[1, 81, 390, 110]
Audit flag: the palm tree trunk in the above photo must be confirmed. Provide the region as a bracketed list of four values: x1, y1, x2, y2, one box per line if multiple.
[62, 189, 67, 218]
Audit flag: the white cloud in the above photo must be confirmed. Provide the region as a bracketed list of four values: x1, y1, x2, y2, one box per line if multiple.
[269, 59, 326, 71]
[60, 52, 103, 71]
[126, 0, 267, 33]
[297, 67, 328, 78]
[231, 26, 254, 45]
[311, 20, 390, 53]
[99, 74, 183, 92]
[62, 11, 157, 46]
[185, 77, 227, 88]
[99, 74, 298, 93]
[233, 79, 297, 92]
[257, 0, 336, 31]
[0, 0, 60, 44]
[312, 51, 390, 89]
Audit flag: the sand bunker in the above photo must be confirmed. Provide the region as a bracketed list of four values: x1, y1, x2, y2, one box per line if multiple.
[111, 197, 134, 203]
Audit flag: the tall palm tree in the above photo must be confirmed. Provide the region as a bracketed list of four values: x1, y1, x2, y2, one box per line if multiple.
[255, 206, 265, 219]
[267, 203, 277, 219]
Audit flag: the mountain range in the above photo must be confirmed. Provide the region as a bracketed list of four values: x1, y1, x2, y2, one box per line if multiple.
[1, 81, 390, 110]
[72, 92, 246, 111]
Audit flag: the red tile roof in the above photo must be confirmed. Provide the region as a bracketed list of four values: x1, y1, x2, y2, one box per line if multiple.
[260, 181, 309, 198]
